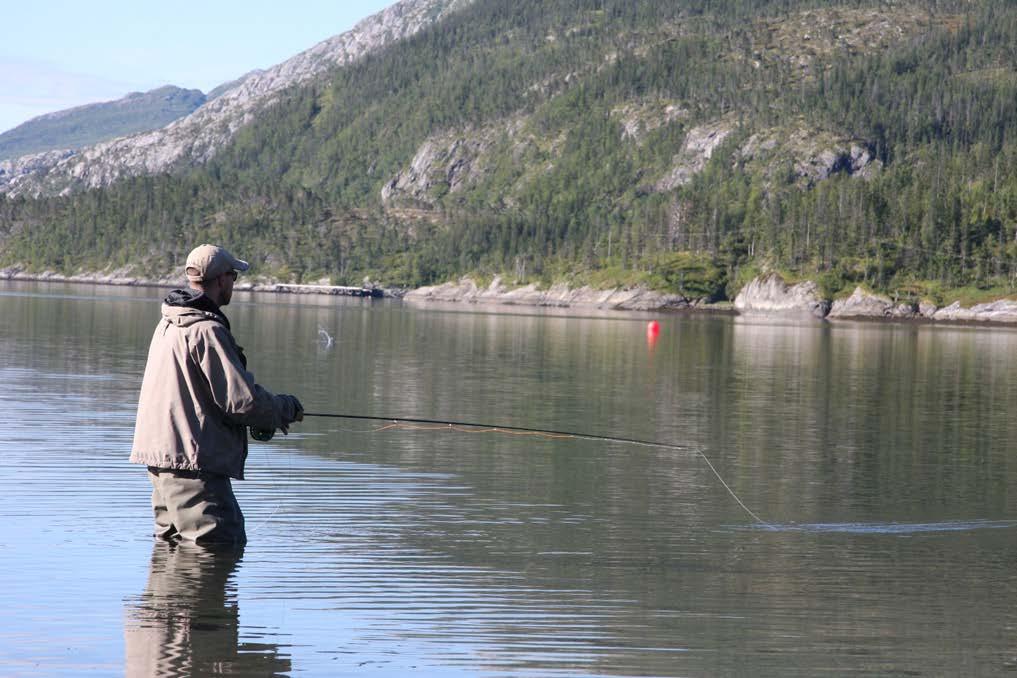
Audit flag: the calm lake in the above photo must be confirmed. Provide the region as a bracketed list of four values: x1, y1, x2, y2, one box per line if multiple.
[1, 280, 1015, 676]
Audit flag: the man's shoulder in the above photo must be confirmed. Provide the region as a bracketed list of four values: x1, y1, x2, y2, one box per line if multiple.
[187, 316, 237, 346]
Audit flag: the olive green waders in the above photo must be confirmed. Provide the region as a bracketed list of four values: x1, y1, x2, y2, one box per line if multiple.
[147, 467, 246, 544]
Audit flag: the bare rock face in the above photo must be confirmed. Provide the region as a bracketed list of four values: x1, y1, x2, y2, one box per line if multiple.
[656, 118, 735, 191]
[0, 149, 77, 188]
[800, 143, 876, 182]
[405, 276, 693, 311]
[0, 0, 473, 198]
[733, 273, 830, 318]
[650, 120, 880, 194]
[828, 286, 918, 319]
[381, 131, 493, 205]
[613, 100, 688, 142]
[737, 126, 879, 185]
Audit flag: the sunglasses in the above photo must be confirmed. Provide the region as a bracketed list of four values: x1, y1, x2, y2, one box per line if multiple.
[225, 270, 238, 281]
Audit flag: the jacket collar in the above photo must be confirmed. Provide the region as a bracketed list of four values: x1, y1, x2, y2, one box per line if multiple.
[162, 288, 231, 330]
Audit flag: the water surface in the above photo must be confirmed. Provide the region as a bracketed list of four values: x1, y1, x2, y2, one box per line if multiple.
[1, 281, 1015, 676]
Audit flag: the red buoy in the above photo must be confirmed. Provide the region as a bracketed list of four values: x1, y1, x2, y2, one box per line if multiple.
[647, 320, 661, 338]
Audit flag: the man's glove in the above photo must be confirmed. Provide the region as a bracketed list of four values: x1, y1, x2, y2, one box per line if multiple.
[253, 395, 304, 440]
[279, 394, 304, 435]
[289, 395, 304, 422]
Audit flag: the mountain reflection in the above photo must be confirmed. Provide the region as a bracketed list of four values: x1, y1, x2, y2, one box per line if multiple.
[124, 541, 289, 677]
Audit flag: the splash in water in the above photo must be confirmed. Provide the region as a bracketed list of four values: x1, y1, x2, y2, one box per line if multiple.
[317, 326, 334, 348]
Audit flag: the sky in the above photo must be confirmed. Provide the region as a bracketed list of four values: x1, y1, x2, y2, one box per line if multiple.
[0, 1, 395, 134]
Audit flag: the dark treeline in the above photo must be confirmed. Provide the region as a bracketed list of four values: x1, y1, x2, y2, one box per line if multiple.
[2, 0, 1016, 302]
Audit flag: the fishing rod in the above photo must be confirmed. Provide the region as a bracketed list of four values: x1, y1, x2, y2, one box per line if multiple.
[308, 412, 693, 448]
[253, 412, 770, 527]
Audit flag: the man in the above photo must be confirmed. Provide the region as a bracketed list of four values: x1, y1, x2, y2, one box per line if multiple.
[130, 244, 303, 544]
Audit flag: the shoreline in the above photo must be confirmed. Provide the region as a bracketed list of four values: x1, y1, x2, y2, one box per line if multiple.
[4, 269, 1017, 327]
[0, 269, 387, 298]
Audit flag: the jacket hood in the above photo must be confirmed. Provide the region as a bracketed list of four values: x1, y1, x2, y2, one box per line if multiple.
[161, 289, 230, 329]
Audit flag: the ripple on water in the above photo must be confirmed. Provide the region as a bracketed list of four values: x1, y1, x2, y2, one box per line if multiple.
[5, 288, 1017, 677]
[746, 520, 1017, 534]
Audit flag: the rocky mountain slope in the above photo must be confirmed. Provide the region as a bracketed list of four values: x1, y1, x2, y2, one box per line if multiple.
[3, 0, 1016, 316]
[0, 0, 472, 198]
[0, 86, 206, 162]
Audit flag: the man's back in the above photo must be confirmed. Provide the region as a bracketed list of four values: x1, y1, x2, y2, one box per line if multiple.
[131, 245, 302, 544]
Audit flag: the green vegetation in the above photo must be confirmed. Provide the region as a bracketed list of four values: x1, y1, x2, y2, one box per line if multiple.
[0, 86, 205, 161]
[2, 0, 1017, 304]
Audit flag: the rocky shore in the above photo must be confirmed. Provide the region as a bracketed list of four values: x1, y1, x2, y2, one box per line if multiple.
[4, 266, 1017, 325]
[0, 267, 382, 297]
[0, 267, 178, 288]
[408, 273, 1017, 325]
[733, 273, 1017, 325]
[402, 276, 725, 312]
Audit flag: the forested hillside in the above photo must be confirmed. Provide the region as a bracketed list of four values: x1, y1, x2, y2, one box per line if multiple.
[0, 86, 206, 161]
[3, 0, 1017, 305]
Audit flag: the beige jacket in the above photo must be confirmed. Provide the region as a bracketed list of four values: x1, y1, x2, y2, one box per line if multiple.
[130, 296, 296, 479]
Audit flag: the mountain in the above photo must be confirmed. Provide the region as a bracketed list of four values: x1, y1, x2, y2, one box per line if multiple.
[206, 71, 263, 101]
[2, 0, 1017, 308]
[0, 0, 472, 198]
[0, 86, 206, 162]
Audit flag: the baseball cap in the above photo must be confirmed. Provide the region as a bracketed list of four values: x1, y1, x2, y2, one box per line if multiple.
[185, 244, 250, 282]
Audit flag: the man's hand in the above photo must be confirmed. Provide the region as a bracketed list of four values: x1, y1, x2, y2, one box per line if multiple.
[279, 394, 304, 434]
[288, 394, 303, 420]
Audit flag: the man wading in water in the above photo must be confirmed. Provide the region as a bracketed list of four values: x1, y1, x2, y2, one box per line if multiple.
[130, 244, 303, 544]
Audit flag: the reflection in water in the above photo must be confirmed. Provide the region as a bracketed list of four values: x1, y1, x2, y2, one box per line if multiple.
[3, 282, 1017, 676]
[728, 317, 1017, 524]
[124, 541, 289, 677]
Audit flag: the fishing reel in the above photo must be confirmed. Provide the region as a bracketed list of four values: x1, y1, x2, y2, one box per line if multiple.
[250, 427, 275, 442]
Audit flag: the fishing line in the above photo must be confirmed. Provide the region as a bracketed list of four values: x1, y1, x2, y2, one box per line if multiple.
[247, 440, 291, 536]
[302, 412, 772, 527]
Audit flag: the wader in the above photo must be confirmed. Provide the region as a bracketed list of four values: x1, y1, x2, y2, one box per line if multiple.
[147, 467, 246, 544]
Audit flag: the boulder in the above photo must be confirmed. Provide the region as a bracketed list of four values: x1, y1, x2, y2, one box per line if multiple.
[733, 274, 830, 318]
[828, 286, 918, 319]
